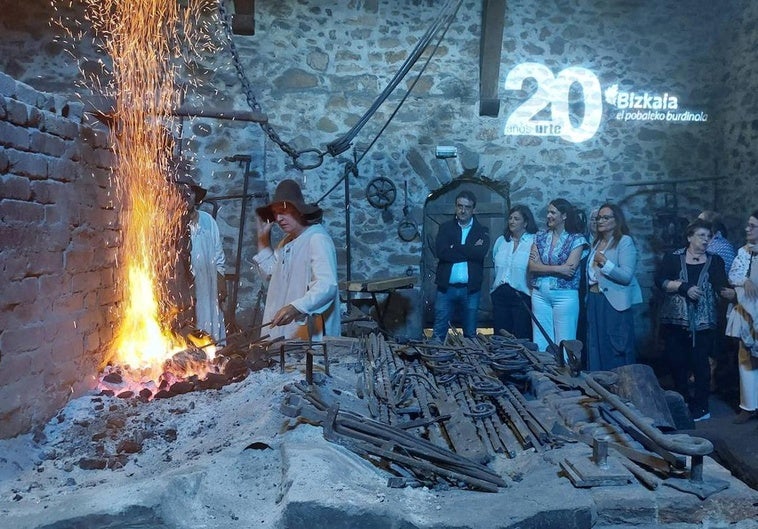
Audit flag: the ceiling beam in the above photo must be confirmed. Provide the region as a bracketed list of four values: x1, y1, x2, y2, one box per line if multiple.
[231, 0, 255, 35]
[479, 0, 506, 117]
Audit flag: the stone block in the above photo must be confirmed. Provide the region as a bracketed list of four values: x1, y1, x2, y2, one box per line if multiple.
[83, 330, 101, 354]
[273, 67, 320, 91]
[80, 123, 112, 150]
[0, 252, 28, 282]
[0, 223, 29, 249]
[591, 484, 657, 525]
[41, 320, 79, 351]
[99, 247, 119, 267]
[2, 296, 50, 333]
[6, 149, 48, 179]
[14, 81, 46, 109]
[0, 350, 33, 383]
[102, 228, 122, 248]
[30, 179, 66, 205]
[71, 271, 102, 294]
[0, 71, 17, 98]
[75, 310, 105, 336]
[27, 106, 43, 128]
[0, 390, 32, 439]
[0, 323, 47, 354]
[30, 130, 67, 157]
[99, 284, 122, 306]
[90, 166, 113, 188]
[27, 250, 64, 276]
[64, 247, 95, 273]
[62, 101, 84, 122]
[0, 277, 38, 309]
[44, 203, 68, 225]
[40, 111, 79, 140]
[0, 121, 31, 150]
[0, 198, 45, 224]
[47, 331, 84, 368]
[0, 173, 31, 200]
[83, 207, 119, 230]
[48, 157, 79, 182]
[4, 98, 29, 126]
[0, 146, 8, 172]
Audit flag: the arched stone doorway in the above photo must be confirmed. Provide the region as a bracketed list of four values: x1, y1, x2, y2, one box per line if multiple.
[420, 176, 510, 330]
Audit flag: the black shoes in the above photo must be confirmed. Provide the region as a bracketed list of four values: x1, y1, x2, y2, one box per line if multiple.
[733, 409, 757, 424]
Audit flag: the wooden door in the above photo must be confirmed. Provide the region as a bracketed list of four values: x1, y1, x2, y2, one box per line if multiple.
[421, 177, 510, 328]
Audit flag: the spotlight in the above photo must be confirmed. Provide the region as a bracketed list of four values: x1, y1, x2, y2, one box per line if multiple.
[435, 146, 457, 159]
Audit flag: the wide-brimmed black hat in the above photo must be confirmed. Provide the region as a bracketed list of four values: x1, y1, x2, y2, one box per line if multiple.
[256, 179, 322, 223]
[171, 158, 207, 205]
[174, 173, 207, 205]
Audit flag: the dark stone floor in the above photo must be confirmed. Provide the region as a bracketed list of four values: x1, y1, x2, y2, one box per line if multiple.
[683, 391, 758, 491]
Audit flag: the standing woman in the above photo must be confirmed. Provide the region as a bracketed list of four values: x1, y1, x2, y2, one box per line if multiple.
[490, 205, 537, 339]
[726, 210, 758, 423]
[586, 204, 643, 371]
[528, 198, 588, 351]
[655, 219, 727, 421]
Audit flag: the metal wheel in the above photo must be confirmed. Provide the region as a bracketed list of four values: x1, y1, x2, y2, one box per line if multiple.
[365, 177, 397, 209]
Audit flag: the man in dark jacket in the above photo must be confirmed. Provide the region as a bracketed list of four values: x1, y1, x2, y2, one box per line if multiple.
[433, 190, 489, 341]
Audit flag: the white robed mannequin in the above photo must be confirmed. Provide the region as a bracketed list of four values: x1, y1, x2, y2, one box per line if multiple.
[190, 210, 226, 342]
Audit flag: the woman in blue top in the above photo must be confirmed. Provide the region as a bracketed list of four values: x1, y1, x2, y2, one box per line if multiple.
[528, 198, 588, 351]
[490, 205, 537, 339]
[586, 203, 643, 371]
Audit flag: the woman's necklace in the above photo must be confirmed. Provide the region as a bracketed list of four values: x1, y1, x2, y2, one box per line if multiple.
[596, 236, 611, 252]
[687, 248, 705, 263]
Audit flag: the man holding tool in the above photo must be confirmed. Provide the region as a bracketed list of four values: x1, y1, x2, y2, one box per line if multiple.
[252, 179, 341, 341]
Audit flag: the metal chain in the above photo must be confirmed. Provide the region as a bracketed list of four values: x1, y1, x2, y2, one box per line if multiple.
[216, 0, 325, 171]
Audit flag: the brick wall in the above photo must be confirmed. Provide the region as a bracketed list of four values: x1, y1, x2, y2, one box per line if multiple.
[0, 72, 118, 439]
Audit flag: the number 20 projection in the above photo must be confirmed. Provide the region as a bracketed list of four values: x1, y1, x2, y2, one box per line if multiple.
[503, 63, 603, 143]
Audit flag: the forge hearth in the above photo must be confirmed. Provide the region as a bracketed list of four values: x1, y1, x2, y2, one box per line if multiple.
[1, 335, 756, 529]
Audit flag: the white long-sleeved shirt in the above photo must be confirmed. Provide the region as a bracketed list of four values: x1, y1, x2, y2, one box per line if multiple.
[253, 224, 340, 341]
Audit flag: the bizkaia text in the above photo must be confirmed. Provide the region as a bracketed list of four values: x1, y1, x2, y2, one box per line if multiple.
[615, 91, 678, 110]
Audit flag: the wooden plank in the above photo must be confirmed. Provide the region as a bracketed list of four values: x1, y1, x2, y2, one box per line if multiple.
[341, 276, 417, 292]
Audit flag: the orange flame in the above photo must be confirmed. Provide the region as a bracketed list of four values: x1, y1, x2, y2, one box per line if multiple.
[76, 0, 211, 376]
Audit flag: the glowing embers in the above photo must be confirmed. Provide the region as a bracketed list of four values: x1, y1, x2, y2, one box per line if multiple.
[98, 337, 249, 401]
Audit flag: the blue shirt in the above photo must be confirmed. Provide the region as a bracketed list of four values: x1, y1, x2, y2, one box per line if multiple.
[449, 219, 473, 284]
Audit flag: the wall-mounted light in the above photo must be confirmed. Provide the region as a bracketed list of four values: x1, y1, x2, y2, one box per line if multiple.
[435, 146, 457, 159]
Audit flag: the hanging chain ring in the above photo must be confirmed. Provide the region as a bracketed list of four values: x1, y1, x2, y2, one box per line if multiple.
[293, 149, 326, 171]
[365, 177, 397, 209]
[217, 0, 324, 170]
[398, 219, 419, 242]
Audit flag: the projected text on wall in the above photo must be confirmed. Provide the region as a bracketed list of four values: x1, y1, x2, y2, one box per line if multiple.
[503, 62, 709, 143]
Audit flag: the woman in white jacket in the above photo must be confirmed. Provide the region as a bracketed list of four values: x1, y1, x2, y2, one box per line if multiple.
[727, 210, 758, 423]
[586, 204, 643, 371]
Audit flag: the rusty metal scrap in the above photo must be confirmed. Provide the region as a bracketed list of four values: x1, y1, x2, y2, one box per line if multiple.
[275, 331, 725, 496]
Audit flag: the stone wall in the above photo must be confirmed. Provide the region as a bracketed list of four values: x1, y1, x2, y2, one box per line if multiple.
[180, 0, 742, 346]
[714, 0, 758, 239]
[0, 71, 117, 438]
[1, 0, 757, 435]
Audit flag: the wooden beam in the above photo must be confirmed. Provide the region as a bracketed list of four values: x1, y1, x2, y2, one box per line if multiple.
[479, 0, 506, 117]
[232, 0, 255, 35]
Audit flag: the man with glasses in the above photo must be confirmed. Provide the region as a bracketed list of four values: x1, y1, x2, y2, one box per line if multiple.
[432, 190, 489, 342]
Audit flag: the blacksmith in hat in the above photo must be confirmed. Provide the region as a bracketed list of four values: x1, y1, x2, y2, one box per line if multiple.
[174, 166, 227, 343]
[252, 179, 340, 341]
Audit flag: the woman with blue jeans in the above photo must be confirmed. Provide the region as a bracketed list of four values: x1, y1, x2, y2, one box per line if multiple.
[528, 198, 588, 352]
